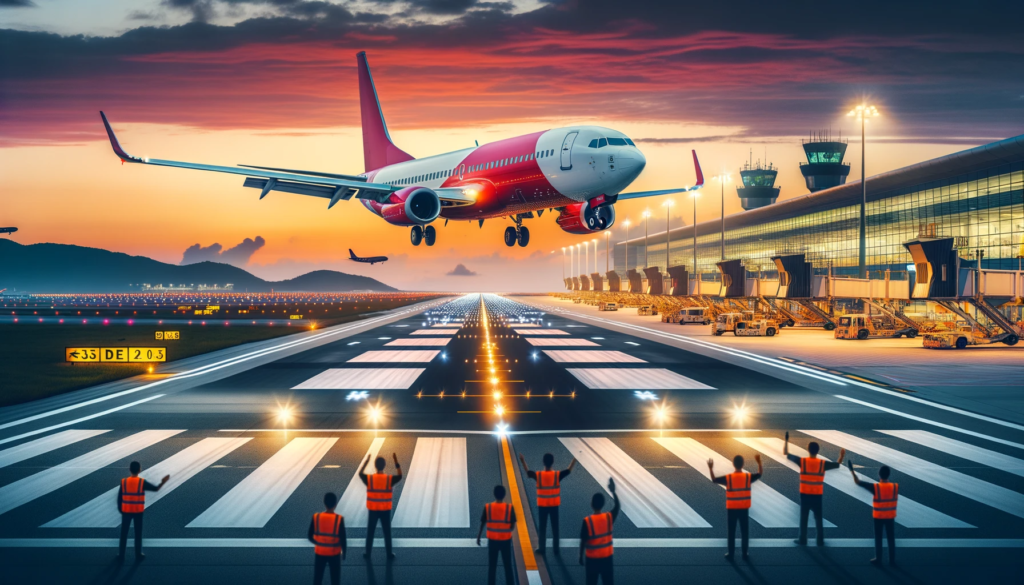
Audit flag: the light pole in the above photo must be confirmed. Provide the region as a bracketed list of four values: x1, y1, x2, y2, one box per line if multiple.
[561, 247, 566, 283]
[624, 219, 631, 274]
[569, 245, 574, 284]
[713, 173, 731, 261]
[663, 200, 674, 272]
[604, 231, 611, 273]
[582, 242, 588, 282]
[691, 190, 701, 289]
[642, 209, 651, 268]
[848, 103, 879, 278]
[591, 239, 598, 274]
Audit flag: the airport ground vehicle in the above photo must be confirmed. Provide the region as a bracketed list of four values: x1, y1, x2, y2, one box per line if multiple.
[670, 307, 709, 325]
[637, 305, 658, 316]
[598, 301, 618, 311]
[733, 318, 780, 337]
[834, 314, 918, 340]
[923, 322, 1019, 349]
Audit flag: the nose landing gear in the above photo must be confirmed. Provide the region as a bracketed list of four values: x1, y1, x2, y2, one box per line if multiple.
[410, 225, 437, 246]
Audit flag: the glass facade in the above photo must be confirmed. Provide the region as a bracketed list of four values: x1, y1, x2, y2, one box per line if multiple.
[616, 157, 1024, 279]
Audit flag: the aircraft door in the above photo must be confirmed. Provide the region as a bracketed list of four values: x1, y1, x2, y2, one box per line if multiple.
[560, 131, 578, 171]
[458, 164, 465, 181]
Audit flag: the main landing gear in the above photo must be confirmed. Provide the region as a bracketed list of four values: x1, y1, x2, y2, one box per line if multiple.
[410, 225, 436, 246]
[504, 217, 530, 248]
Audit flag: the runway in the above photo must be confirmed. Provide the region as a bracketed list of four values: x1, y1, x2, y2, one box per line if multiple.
[1, 294, 1022, 584]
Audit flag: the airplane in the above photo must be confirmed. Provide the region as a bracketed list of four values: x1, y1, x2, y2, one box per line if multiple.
[100, 52, 703, 249]
[0, 227, 17, 235]
[348, 249, 388, 265]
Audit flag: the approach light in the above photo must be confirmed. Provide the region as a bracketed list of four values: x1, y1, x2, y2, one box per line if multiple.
[730, 401, 751, 425]
[493, 390, 502, 400]
[277, 406, 293, 423]
[496, 422, 509, 436]
[494, 404, 505, 417]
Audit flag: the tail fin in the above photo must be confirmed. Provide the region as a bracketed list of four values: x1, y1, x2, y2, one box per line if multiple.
[691, 150, 704, 189]
[357, 52, 414, 172]
[349, 249, 357, 259]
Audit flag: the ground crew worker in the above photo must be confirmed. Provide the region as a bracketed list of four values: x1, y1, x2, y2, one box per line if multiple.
[519, 452, 577, 555]
[308, 492, 347, 585]
[359, 452, 402, 560]
[476, 484, 516, 585]
[848, 459, 897, 565]
[580, 478, 619, 585]
[784, 432, 844, 546]
[707, 454, 763, 561]
[116, 460, 169, 562]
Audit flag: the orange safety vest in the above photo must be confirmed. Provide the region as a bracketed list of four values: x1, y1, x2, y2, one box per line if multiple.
[725, 472, 752, 509]
[872, 482, 898, 519]
[536, 470, 561, 507]
[366, 474, 393, 511]
[486, 502, 513, 541]
[799, 457, 826, 495]
[120, 476, 145, 514]
[312, 512, 343, 556]
[584, 512, 614, 559]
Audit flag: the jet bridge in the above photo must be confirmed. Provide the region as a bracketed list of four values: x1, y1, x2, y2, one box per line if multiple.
[590, 272, 605, 292]
[716, 260, 746, 298]
[626, 269, 647, 294]
[579, 274, 591, 291]
[605, 270, 623, 292]
[666, 266, 689, 296]
[643, 267, 667, 295]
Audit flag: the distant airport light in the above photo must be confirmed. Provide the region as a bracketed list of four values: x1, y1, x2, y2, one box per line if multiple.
[494, 404, 505, 417]
[730, 401, 751, 426]
[276, 405, 293, 424]
[496, 422, 509, 436]
[492, 390, 502, 400]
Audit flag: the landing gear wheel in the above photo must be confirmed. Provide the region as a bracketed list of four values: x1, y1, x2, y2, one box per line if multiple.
[824, 322, 836, 331]
[504, 227, 517, 247]
[955, 337, 968, 350]
[857, 329, 869, 340]
[517, 226, 530, 247]
[424, 225, 436, 246]
[410, 225, 423, 246]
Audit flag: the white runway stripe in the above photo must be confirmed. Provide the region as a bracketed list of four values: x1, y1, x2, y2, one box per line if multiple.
[879, 430, 1024, 478]
[566, 368, 715, 390]
[385, 338, 451, 347]
[411, 329, 458, 335]
[337, 438, 385, 527]
[736, 437, 971, 529]
[347, 350, 439, 363]
[560, 437, 710, 528]
[392, 438, 470, 528]
[43, 437, 252, 528]
[542, 350, 646, 364]
[510, 323, 538, 327]
[515, 329, 569, 335]
[293, 368, 425, 390]
[654, 437, 834, 528]
[0, 430, 182, 516]
[804, 430, 1024, 520]
[186, 437, 337, 528]
[0, 430, 109, 469]
[524, 338, 599, 347]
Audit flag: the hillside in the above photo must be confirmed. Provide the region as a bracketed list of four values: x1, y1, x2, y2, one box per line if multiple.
[0, 240, 397, 293]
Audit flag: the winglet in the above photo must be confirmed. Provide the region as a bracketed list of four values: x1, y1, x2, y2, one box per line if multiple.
[99, 112, 143, 164]
[691, 150, 704, 189]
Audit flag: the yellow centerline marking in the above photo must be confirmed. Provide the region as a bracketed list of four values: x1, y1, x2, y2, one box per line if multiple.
[501, 435, 537, 571]
[458, 411, 541, 414]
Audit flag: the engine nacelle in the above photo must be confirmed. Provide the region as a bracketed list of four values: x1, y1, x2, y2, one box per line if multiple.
[380, 187, 442, 226]
[556, 200, 616, 235]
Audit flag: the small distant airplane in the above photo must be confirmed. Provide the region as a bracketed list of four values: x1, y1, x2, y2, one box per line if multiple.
[0, 227, 17, 235]
[348, 249, 388, 265]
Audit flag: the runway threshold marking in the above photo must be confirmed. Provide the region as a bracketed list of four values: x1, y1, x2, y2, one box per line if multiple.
[834, 396, 1024, 450]
[336, 437, 385, 527]
[0, 429, 110, 469]
[4, 537, 1022, 548]
[878, 429, 1024, 478]
[540, 304, 1024, 433]
[0, 395, 165, 448]
[0, 303, 439, 433]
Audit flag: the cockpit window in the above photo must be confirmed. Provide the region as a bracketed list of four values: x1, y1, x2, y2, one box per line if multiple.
[607, 138, 627, 146]
[625, 138, 635, 146]
[590, 137, 635, 148]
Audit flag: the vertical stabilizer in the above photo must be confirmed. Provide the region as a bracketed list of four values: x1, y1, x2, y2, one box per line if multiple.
[357, 52, 414, 172]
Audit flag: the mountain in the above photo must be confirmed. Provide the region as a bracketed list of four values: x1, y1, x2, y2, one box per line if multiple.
[0, 240, 397, 293]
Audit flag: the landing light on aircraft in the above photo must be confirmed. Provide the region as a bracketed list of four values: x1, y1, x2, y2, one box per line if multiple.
[730, 402, 751, 426]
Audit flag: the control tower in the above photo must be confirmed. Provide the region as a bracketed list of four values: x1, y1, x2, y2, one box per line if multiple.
[800, 129, 850, 192]
[735, 154, 780, 211]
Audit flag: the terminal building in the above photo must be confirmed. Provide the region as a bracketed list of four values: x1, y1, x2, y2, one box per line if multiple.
[614, 134, 1024, 280]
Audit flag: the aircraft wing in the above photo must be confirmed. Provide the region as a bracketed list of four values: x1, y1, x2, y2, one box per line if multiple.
[614, 149, 704, 201]
[101, 112, 475, 209]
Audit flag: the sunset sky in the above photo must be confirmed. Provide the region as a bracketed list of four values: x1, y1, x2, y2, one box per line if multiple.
[2, 0, 1023, 291]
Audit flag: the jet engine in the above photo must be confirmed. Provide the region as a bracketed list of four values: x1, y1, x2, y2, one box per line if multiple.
[555, 200, 616, 234]
[380, 186, 441, 226]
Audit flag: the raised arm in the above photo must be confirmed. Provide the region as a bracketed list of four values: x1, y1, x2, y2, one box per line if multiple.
[836, 448, 846, 465]
[608, 478, 621, 522]
[358, 454, 371, 485]
[518, 454, 531, 475]
[567, 457, 578, 473]
[392, 453, 403, 483]
[848, 459, 860, 485]
[755, 454, 763, 475]
[706, 458, 716, 482]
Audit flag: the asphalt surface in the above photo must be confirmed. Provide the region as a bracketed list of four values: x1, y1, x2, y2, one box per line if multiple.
[1, 294, 1022, 585]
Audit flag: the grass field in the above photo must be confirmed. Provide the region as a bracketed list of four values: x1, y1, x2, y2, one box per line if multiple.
[0, 296, 436, 406]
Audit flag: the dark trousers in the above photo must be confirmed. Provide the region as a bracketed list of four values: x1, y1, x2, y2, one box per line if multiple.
[487, 539, 513, 585]
[365, 510, 393, 554]
[118, 512, 143, 556]
[874, 518, 896, 563]
[538, 506, 560, 551]
[585, 555, 614, 585]
[798, 494, 824, 544]
[727, 508, 750, 555]
[314, 553, 341, 585]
